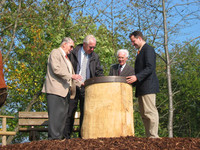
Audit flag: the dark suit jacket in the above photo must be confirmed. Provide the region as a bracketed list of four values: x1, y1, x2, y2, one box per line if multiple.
[109, 64, 135, 76]
[68, 44, 104, 78]
[134, 43, 159, 97]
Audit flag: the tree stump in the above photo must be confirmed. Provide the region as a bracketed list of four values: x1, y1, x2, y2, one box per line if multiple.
[81, 76, 134, 139]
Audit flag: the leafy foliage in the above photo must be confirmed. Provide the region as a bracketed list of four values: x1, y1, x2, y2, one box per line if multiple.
[171, 41, 200, 137]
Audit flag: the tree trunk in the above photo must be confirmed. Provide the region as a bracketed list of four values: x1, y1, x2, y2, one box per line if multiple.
[162, 0, 173, 137]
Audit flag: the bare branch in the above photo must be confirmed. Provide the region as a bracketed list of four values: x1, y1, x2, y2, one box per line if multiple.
[156, 52, 167, 63]
[170, 36, 200, 63]
[167, 1, 200, 11]
[168, 11, 198, 33]
[3, 0, 21, 63]
[0, 24, 13, 33]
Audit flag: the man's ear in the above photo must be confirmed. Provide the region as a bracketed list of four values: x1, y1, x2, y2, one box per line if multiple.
[138, 36, 142, 41]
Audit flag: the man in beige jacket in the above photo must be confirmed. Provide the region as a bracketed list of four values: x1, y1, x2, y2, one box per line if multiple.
[42, 37, 82, 140]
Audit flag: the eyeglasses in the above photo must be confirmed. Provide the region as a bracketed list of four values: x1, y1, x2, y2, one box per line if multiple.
[89, 46, 96, 49]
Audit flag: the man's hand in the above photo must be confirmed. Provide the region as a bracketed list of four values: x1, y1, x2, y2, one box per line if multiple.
[126, 75, 137, 84]
[72, 74, 82, 81]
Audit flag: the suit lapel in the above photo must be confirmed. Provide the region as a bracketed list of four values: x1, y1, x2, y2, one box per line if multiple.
[58, 48, 77, 99]
[59, 48, 73, 74]
[114, 64, 119, 76]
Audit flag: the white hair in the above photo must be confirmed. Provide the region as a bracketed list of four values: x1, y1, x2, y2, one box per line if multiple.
[83, 35, 96, 44]
[117, 49, 129, 58]
[60, 37, 73, 46]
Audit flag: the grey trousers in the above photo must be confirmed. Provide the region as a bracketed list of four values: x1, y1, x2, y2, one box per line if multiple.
[47, 93, 69, 140]
[138, 94, 159, 138]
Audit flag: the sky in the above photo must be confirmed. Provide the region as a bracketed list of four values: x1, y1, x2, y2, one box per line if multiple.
[69, 0, 200, 51]
[169, 0, 200, 43]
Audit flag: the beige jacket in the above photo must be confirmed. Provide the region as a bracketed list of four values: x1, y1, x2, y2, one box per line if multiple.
[42, 48, 81, 99]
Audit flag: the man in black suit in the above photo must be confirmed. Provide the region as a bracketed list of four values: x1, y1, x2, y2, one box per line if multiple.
[109, 49, 134, 76]
[126, 31, 160, 138]
[64, 35, 104, 139]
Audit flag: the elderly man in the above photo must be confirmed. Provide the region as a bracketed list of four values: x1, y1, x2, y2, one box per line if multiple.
[65, 35, 104, 138]
[42, 37, 82, 140]
[127, 31, 160, 138]
[109, 49, 134, 76]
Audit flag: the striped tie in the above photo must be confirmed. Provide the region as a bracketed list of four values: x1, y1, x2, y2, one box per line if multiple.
[81, 53, 87, 82]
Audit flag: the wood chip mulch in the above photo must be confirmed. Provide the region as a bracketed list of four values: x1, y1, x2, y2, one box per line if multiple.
[1, 136, 200, 150]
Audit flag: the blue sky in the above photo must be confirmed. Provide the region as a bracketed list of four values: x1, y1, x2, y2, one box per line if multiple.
[69, 0, 200, 50]
[170, 0, 200, 42]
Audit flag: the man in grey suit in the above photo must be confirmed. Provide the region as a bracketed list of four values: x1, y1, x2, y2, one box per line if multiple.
[109, 49, 135, 76]
[42, 37, 82, 140]
[127, 31, 160, 138]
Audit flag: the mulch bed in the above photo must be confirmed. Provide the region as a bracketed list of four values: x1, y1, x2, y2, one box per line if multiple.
[1, 136, 200, 150]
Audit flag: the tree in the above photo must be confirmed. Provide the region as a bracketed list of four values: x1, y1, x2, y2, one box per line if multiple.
[1, 0, 81, 143]
[162, 0, 174, 138]
[125, 0, 200, 137]
[172, 41, 200, 137]
[161, 0, 200, 137]
[1, 0, 121, 143]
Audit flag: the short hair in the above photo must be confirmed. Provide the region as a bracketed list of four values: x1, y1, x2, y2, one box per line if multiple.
[117, 49, 129, 58]
[60, 37, 73, 46]
[129, 31, 144, 40]
[83, 35, 96, 44]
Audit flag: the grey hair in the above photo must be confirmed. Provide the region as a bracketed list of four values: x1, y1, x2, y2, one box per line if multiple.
[60, 37, 73, 46]
[83, 35, 96, 44]
[117, 49, 129, 58]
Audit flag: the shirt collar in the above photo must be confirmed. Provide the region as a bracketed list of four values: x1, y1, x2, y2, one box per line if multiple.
[81, 47, 86, 55]
[60, 47, 66, 56]
[81, 46, 89, 59]
[138, 42, 146, 52]
[119, 63, 126, 70]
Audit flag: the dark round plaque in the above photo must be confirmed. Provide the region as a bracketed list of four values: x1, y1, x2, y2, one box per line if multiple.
[84, 76, 127, 87]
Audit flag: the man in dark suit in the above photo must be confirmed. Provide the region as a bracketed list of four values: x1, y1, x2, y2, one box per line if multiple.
[65, 35, 104, 138]
[109, 49, 134, 76]
[42, 37, 82, 140]
[126, 31, 160, 138]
